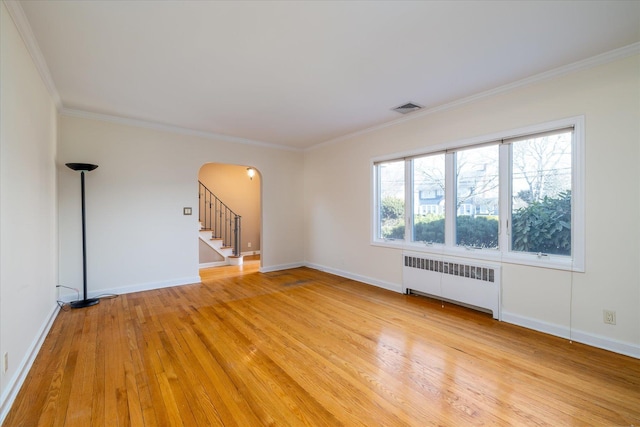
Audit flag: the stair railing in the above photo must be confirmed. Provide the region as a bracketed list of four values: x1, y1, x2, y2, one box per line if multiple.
[199, 181, 242, 256]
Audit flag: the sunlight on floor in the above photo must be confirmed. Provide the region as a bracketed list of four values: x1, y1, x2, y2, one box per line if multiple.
[199, 255, 261, 281]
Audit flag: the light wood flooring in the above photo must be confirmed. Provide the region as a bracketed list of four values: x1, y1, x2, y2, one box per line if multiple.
[3, 262, 640, 426]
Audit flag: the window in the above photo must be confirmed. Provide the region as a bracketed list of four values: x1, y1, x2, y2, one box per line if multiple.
[372, 117, 584, 271]
[412, 154, 445, 244]
[455, 144, 499, 249]
[376, 159, 405, 240]
[509, 130, 572, 256]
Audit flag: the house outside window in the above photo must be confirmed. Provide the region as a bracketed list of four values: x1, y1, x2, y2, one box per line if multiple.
[412, 153, 445, 244]
[455, 144, 500, 249]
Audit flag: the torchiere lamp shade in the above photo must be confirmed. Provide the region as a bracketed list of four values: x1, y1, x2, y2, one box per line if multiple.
[66, 163, 98, 172]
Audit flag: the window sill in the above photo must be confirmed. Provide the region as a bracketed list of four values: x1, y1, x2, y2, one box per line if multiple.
[371, 239, 584, 272]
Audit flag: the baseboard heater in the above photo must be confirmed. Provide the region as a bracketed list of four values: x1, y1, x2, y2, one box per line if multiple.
[403, 251, 501, 320]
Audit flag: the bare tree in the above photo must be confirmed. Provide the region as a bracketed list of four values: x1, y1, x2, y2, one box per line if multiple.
[512, 133, 571, 204]
[455, 147, 499, 209]
[414, 154, 444, 184]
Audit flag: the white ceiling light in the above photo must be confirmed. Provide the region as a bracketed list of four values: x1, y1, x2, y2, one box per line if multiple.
[247, 167, 256, 180]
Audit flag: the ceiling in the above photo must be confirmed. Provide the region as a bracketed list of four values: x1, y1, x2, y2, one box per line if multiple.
[15, 1, 640, 150]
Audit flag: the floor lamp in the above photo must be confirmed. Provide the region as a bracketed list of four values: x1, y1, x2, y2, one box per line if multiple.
[66, 163, 100, 309]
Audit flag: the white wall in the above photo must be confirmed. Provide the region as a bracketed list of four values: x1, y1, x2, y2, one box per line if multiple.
[0, 2, 59, 416]
[304, 54, 640, 357]
[58, 114, 304, 298]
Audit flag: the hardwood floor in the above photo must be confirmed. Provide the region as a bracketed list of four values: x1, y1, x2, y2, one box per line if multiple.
[4, 265, 640, 426]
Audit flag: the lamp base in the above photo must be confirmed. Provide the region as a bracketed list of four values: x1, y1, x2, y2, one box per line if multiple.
[69, 298, 100, 309]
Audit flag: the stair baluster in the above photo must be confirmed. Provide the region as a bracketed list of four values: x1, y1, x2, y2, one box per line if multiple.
[199, 181, 242, 257]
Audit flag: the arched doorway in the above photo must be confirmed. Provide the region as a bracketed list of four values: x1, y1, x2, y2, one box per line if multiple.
[197, 163, 261, 270]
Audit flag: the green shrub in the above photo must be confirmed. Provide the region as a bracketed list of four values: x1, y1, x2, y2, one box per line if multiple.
[380, 197, 405, 239]
[411, 215, 498, 247]
[413, 216, 445, 243]
[381, 197, 404, 221]
[456, 216, 498, 248]
[382, 191, 571, 255]
[512, 191, 571, 255]
[386, 223, 406, 239]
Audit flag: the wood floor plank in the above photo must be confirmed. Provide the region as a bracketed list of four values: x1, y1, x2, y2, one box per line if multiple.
[3, 262, 640, 426]
[222, 290, 425, 424]
[74, 308, 106, 425]
[89, 309, 106, 427]
[24, 311, 77, 427]
[200, 304, 342, 426]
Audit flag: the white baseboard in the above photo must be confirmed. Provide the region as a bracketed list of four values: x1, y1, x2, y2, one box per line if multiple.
[304, 262, 403, 293]
[0, 304, 60, 425]
[501, 311, 570, 339]
[297, 265, 639, 360]
[259, 262, 305, 273]
[256, 261, 402, 293]
[57, 276, 203, 303]
[10, 271, 634, 427]
[199, 261, 228, 269]
[502, 311, 640, 359]
[2, 275, 199, 423]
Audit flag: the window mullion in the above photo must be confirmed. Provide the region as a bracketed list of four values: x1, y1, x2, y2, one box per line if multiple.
[404, 158, 412, 242]
[498, 143, 511, 252]
[444, 152, 456, 247]
[374, 164, 381, 239]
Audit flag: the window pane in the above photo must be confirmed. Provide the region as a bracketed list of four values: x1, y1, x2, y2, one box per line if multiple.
[455, 145, 500, 249]
[412, 154, 445, 244]
[511, 131, 572, 255]
[378, 160, 405, 240]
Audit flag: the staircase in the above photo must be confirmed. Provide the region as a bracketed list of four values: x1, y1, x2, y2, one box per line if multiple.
[198, 226, 242, 266]
[199, 181, 243, 266]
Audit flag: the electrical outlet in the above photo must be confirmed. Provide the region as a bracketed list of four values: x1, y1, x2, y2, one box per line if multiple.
[3, 353, 8, 373]
[248, 242, 252, 248]
[603, 310, 616, 325]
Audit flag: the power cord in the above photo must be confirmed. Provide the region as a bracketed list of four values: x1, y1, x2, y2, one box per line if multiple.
[56, 285, 79, 311]
[56, 285, 120, 310]
[56, 300, 72, 312]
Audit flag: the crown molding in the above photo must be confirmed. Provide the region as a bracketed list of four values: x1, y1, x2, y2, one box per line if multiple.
[59, 108, 302, 152]
[3, 0, 295, 151]
[5, 0, 637, 153]
[3, 0, 62, 109]
[308, 42, 640, 152]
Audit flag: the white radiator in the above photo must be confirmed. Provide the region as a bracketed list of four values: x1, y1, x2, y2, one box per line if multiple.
[402, 251, 501, 320]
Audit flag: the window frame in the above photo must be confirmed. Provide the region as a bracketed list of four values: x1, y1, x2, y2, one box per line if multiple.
[371, 116, 585, 272]
[373, 158, 406, 242]
[411, 151, 446, 245]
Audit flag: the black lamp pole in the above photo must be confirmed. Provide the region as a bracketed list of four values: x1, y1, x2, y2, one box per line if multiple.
[66, 163, 100, 309]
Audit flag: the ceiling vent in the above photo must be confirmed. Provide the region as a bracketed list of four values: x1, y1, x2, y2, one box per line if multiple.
[392, 102, 423, 114]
